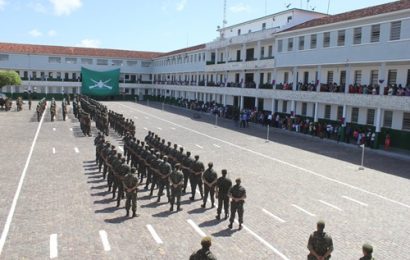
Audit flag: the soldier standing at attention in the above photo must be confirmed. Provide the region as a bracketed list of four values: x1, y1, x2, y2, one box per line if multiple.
[360, 243, 374, 260]
[228, 178, 246, 230]
[157, 155, 172, 202]
[201, 162, 218, 208]
[123, 167, 139, 218]
[190, 155, 204, 201]
[181, 151, 194, 194]
[215, 169, 232, 220]
[28, 97, 32, 110]
[307, 220, 333, 260]
[169, 163, 184, 211]
[189, 236, 217, 260]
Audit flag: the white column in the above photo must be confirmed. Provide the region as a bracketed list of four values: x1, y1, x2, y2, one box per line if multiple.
[291, 100, 296, 116]
[314, 102, 319, 122]
[223, 94, 227, 106]
[255, 98, 259, 110]
[256, 41, 261, 60]
[225, 47, 229, 62]
[241, 71, 245, 88]
[375, 107, 382, 132]
[215, 49, 218, 64]
[379, 62, 386, 96]
[240, 96, 244, 110]
[271, 98, 275, 113]
[241, 44, 246, 62]
[317, 65, 321, 92]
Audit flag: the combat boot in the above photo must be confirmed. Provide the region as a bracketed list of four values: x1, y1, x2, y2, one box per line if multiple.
[239, 223, 242, 230]
[224, 213, 229, 220]
[116, 201, 120, 207]
[132, 211, 137, 218]
[177, 206, 182, 211]
[215, 214, 220, 220]
[169, 205, 174, 212]
[126, 209, 130, 217]
[228, 223, 233, 229]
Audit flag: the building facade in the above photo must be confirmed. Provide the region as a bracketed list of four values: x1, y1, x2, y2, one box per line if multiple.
[0, 1, 409, 149]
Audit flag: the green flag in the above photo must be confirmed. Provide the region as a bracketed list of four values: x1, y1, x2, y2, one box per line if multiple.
[81, 67, 120, 96]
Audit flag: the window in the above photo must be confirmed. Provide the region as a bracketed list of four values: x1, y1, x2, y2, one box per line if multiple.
[237, 29, 241, 36]
[351, 107, 359, 123]
[353, 27, 362, 44]
[383, 110, 393, 128]
[370, 70, 378, 85]
[340, 71, 346, 86]
[127, 60, 138, 66]
[371, 24, 380, 42]
[324, 105, 331, 119]
[262, 23, 266, 30]
[302, 102, 307, 116]
[327, 71, 334, 84]
[112, 60, 123, 66]
[407, 69, 410, 86]
[367, 109, 375, 125]
[282, 101, 288, 113]
[287, 16, 292, 23]
[323, 32, 330, 47]
[390, 21, 401, 41]
[81, 58, 92, 65]
[387, 69, 397, 85]
[65, 57, 77, 64]
[268, 45, 273, 57]
[299, 36, 304, 50]
[277, 40, 283, 52]
[310, 34, 317, 49]
[97, 59, 108, 65]
[260, 46, 265, 58]
[287, 38, 293, 51]
[48, 57, 61, 63]
[337, 106, 343, 120]
[337, 30, 345, 46]
[0, 54, 9, 61]
[403, 112, 410, 131]
[354, 70, 362, 85]
[284, 72, 289, 83]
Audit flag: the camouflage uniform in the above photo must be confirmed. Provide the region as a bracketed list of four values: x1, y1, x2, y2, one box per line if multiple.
[157, 156, 172, 202]
[201, 163, 218, 208]
[190, 155, 204, 201]
[228, 178, 246, 230]
[307, 221, 333, 260]
[123, 167, 138, 217]
[215, 169, 232, 220]
[169, 163, 184, 211]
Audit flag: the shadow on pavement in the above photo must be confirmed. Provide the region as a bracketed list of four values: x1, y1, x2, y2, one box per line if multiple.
[199, 219, 221, 227]
[211, 228, 238, 237]
[95, 206, 121, 214]
[152, 210, 176, 218]
[104, 215, 129, 224]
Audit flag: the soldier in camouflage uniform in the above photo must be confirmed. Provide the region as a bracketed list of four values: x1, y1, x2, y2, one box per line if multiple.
[307, 220, 334, 260]
[123, 167, 139, 217]
[181, 151, 194, 194]
[190, 236, 217, 260]
[106, 148, 118, 192]
[215, 169, 232, 220]
[228, 178, 246, 230]
[201, 162, 218, 208]
[111, 153, 123, 198]
[149, 152, 162, 197]
[190, 155, 204, 201]
[115, 158, 128, 207]
[169, 163, 184, 211]
[157, 155, 172, 202]
[144, 149, 156, 190]
[360, 243, 374, 260]
[169, 144, 179, 167]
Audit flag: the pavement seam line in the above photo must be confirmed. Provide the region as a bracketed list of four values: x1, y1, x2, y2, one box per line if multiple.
[99, 230, 111, 251]
[234, 220, 290, 260]
[261, 208, 286, 223]
[187, 219, 206, 237]
[318, 200, 343, 211]
[0, 102, 47, 256]
[291, 204, 316, 217]
[146, 224, 163, 244]
[342, 195, 369, 207]
[118, 103, 410, 210]
[50, 234, 58, 259]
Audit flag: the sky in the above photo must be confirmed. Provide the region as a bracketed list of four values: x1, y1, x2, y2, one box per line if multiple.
[0, 0, 397, 53]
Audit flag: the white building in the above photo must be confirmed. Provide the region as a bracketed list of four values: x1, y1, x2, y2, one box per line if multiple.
[0, 1, 409, 149]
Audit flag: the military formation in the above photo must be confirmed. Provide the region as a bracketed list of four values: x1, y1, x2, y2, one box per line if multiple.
[84, 95, 375, 259]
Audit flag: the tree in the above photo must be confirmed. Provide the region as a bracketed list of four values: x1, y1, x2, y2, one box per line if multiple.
[0, 70, 21, 90]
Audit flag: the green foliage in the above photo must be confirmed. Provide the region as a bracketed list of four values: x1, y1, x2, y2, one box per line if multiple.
[0, 70, 21, 89]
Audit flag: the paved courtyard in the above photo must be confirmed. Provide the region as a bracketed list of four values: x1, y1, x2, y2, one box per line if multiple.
[0, 100, 409, 259]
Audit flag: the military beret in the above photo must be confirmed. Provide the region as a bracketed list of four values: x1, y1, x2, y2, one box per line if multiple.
[167, 141, 171, 145]
[208, 162, 213, 167]
[141, 142, 145, 145]
[201, 236, 212, 247]
[362, 243, 373, 254]
[222, 169, 227, 175]
[187, 151, 191, 155]
[179, 147, 184, 151]
[194, 155, 199, 159]
[174, 144, 178, 147]
[235, 178, 241, 183]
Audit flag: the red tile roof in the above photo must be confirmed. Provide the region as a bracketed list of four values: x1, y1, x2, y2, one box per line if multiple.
[157, 44, 206, 58]
[283, 0, 410, 32]
[0, 42, 163, 59]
